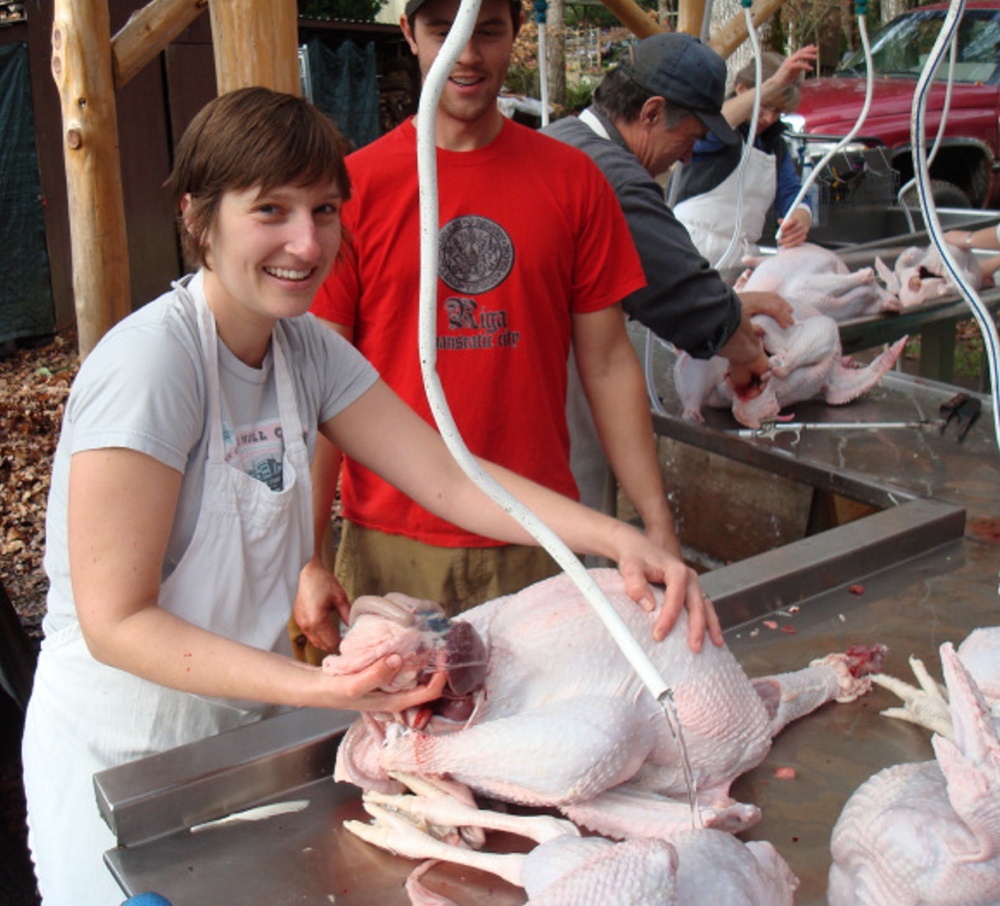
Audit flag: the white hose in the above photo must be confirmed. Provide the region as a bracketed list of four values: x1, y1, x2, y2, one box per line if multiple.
[898, 31, 958, 233]
[644, 328, 669, 417]
[779, 14, 875, 233]
[909, 0, 1000, 452]
[414, 0, 670, 702]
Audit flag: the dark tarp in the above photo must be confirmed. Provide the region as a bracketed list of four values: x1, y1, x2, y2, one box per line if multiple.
[305, 37, 380, 151]
[0, 42, 54, 346]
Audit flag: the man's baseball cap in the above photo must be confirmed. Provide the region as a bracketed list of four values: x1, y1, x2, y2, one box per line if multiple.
[620, 33, 740, 146]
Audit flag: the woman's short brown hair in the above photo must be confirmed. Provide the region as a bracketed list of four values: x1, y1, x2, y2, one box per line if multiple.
[165, 87, 352, 268]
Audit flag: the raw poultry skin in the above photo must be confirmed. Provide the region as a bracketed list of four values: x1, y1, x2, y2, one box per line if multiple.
[348, 781, 798, 905]
[738, 243, 902, 321]
[329, 569, 884, 840]
[828, 641, 1000, 905]
[871, 626, 1000, 740]
[875, 243, 983, 307]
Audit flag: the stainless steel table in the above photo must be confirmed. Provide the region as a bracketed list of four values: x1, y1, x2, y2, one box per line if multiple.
[96, 354, 1000, 904]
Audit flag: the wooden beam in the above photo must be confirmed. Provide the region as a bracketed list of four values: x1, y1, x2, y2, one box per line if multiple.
[52, 0, 130, 358]
[112, 0, 209, 90]
[599, 0, 666, 39]
[708, 0, 786, 59]
[600, 0, 788, 60]
[208, 0, 300, 95]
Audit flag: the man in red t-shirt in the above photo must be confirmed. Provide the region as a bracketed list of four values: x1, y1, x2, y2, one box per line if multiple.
[298, 0, 681, 637]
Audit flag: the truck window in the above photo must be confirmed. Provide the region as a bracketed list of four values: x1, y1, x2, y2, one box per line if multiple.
[838, 9, 1000, 83]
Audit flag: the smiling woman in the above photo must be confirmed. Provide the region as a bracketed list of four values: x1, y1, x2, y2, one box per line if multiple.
[20, 88, 413, 905]
[187, 182, 345, 366]
[20, 85, 717, 905]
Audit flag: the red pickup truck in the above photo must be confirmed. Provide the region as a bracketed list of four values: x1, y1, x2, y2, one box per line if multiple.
[785, 1, 1000, 209]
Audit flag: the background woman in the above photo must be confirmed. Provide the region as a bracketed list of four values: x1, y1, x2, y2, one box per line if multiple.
[945, 224, 1000, 280]
[673, 46, 818, 268]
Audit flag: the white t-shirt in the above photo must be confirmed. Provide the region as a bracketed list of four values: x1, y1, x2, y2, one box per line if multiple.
[41, 271, 378, 635]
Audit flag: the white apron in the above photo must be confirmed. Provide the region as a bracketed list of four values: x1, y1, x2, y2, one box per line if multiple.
[22, 283, 313, 905]
[674, 143, 776, 271]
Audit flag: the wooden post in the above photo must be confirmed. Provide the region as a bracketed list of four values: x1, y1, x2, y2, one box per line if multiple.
[708, 0, 787, 58]
[208, 0, 301, 95]
[52, 0, 131, 359]
[677, 0, 708, 37]
[547, 0, 567, 112]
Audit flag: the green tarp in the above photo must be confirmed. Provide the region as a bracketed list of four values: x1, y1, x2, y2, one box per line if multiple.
[0, 42, 54, 346]
[305, 38, 380, 151]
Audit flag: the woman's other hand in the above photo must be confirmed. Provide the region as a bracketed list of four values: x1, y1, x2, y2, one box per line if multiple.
[293, 556, 351, 655]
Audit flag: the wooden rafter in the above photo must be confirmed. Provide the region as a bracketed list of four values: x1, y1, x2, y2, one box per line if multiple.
[112, 0, 208, 89]
[599, 0, 787, 58]
[708, 0, 787, 58]
[600, 0, 666, 38]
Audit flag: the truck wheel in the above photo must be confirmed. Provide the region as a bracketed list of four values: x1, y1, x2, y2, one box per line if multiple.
[901, 179, 972, 208]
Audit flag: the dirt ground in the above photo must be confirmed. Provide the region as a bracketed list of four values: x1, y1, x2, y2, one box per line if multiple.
[1, 331, 78, 643]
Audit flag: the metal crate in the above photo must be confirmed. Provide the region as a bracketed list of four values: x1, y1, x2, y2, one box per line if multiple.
[814, 146, 900, 208]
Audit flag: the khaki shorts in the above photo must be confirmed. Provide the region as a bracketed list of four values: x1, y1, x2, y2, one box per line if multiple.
[333, 520, 562, 617]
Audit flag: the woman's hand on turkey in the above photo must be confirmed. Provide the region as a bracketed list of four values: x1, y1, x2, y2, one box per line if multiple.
[615, 535, 723, 652]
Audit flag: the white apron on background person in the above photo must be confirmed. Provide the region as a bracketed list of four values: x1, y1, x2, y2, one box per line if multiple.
[565, 108, 617, 531]
[21, 281, 313, 905]
[674, 143, 776, 271]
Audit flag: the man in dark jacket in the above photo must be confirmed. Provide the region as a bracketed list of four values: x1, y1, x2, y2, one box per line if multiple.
[543, 33, 792, 384]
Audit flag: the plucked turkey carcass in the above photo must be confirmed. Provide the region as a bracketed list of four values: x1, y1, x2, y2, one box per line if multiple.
[673, 317, 906, 429]
[870, 626, 1000, 739]
[875, 243, 984, 307]
[326, 569, 885, 840]
[672, 243, 910, 427]
[737, 243, 902, 321]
